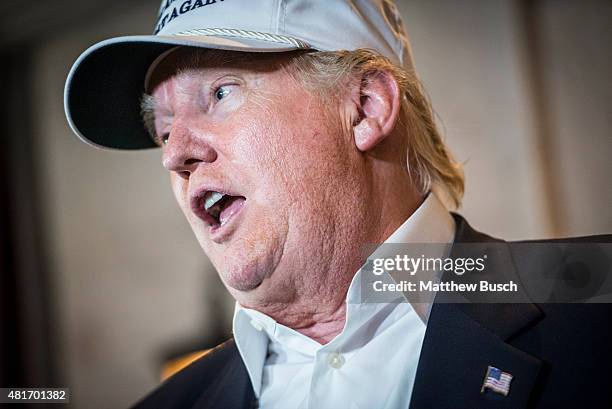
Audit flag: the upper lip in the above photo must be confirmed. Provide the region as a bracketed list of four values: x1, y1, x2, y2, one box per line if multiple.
[189, 184, 242, 226]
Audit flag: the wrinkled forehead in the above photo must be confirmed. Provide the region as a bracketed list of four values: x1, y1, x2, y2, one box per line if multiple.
[145, 47, 301, 94]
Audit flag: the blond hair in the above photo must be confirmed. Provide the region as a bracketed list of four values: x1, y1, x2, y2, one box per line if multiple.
[289, 49, 464, 208]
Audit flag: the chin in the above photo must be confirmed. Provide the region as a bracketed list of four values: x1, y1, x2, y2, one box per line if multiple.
[217, 254, 271, 292]
[223, 270, 264, 292]
[193, 210, 289, 293]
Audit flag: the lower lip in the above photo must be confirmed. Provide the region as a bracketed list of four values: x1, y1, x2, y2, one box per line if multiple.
[209, 198, 246, 243]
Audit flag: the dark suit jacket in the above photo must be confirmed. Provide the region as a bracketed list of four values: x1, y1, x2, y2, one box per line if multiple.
[133, 215, 612, 409]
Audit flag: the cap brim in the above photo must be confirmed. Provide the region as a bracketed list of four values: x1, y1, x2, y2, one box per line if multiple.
[64, 35, 304, 150]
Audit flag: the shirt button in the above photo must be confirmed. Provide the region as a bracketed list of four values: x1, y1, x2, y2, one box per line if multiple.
[327, 352, 345, 369]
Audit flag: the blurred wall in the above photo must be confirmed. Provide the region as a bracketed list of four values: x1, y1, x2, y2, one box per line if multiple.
[399, 0, 552, 239]
[24, 1, 612, 408]
[397, 0, 611, 239]
[532, 0, 612, 236]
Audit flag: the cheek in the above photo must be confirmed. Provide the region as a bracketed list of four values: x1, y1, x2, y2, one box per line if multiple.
[170, 173, 190, 213]
[231, 114, 277, 165]
[233, 102, 344, 172]
[227, 91, 355, 216]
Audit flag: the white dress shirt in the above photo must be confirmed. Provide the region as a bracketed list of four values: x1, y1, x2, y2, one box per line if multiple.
[232, 193, 455, 409]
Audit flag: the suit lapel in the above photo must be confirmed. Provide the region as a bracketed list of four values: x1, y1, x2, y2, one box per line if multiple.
[409, 215, 543, 409]
[409, 303, 542, 409]
[192, 344, 257, 409]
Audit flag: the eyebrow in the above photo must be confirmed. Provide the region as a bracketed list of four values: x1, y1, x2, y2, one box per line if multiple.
[140, 93, 158, 143]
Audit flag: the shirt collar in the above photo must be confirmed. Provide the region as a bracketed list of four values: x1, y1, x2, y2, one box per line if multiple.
[386, 191, 455, 244]
[232, 192, 455, 397]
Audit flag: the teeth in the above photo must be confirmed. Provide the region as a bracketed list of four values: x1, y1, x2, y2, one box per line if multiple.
[204, 191, 224, 211]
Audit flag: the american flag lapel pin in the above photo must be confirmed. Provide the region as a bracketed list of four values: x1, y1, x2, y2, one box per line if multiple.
[481, 365, 513, 396]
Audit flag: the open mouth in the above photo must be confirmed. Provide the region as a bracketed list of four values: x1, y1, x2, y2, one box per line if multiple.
[192, 190, 246, 230]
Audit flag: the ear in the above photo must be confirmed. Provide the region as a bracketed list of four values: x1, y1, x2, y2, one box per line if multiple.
[351, 70, 401, 152]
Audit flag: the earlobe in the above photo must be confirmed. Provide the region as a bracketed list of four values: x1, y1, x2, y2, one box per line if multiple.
[354, 118, 383, 151]
[351, 71, 401, 152]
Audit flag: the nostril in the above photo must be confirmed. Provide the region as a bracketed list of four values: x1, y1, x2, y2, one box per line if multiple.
[185, 158, 201, 165]
[178, 171, 190, 180]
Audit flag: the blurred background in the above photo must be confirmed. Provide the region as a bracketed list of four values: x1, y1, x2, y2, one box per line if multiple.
[1, 0, 610, 408]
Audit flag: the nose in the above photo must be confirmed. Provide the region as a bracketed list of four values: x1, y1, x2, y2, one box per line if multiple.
[161, 122, 218, 179]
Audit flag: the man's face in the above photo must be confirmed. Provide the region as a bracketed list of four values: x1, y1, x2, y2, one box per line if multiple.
[148, 49, 370, 306]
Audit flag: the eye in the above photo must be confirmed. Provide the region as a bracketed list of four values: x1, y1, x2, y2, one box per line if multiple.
[155, 133, 169, 147]
[214, 85, 232, 101]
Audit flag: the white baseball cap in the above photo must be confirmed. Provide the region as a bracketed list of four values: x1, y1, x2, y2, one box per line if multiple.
[64, 0, 414, 150]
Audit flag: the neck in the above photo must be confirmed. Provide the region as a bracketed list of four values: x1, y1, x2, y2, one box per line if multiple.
[259, 300, 349, 344]
[240, 168, 424, 344]
[269, 189, 423, 343]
